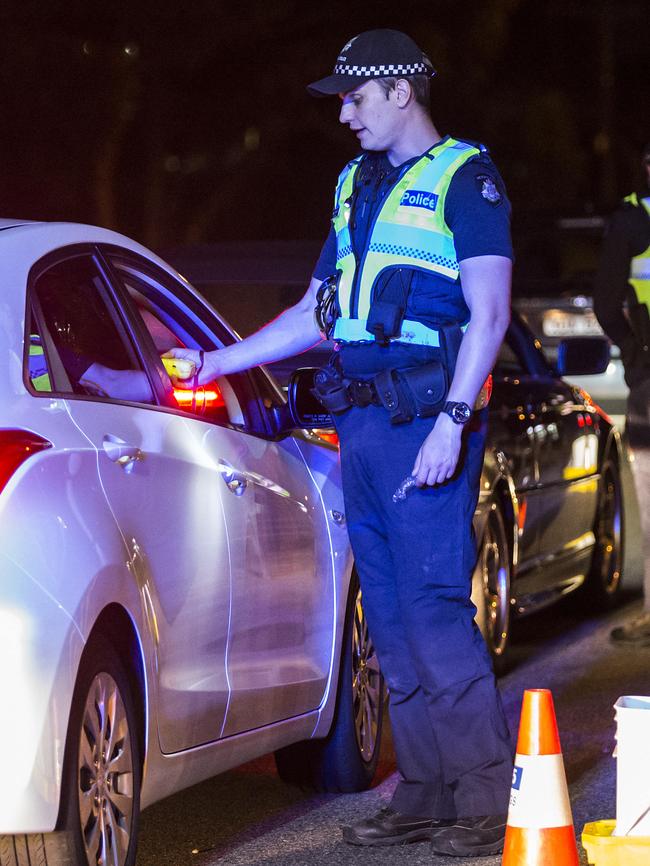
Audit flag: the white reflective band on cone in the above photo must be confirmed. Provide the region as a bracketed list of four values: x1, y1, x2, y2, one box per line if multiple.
[508, 753, 573, 829]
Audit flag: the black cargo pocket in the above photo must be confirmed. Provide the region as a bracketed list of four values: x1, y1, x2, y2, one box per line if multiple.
[399, 362, 448, 418]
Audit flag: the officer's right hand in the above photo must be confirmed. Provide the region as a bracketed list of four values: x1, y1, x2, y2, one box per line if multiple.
[162, 348, 216, 387]
[412, 414, 463, 486]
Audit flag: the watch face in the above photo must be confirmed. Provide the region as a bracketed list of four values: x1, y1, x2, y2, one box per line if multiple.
[452, 402, 472, 423]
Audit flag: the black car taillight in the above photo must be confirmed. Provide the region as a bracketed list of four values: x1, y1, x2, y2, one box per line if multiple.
[0, 429, 52, 494]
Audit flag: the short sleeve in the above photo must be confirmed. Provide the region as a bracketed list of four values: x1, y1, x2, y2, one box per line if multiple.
[444, 156, 513, 262]
[313, 224, 337, 281]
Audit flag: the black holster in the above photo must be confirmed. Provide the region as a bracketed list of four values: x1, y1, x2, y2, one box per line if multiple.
[310, 361, 351, 413]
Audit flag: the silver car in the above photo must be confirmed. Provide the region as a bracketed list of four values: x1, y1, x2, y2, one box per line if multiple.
[0, 220, 384, 866]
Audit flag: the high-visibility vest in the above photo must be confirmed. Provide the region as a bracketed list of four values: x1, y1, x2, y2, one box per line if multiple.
[625, 193, 650, 309]
[332, 136, 481, 341]
[28, 338, 52, 392]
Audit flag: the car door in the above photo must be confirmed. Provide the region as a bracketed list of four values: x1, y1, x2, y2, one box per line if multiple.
[28, 248, 233, 754]
[498, 317, 600, 594]
[217, 367, 337, 736]
[528, 378, 600, 586]
[488, 330, 540, 574]
[102, 248, 336, 736]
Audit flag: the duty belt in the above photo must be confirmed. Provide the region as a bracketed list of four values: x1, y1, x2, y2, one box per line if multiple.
[312, 361, 449, 425]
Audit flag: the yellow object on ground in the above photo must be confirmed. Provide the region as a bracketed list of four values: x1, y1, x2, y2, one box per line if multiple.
[582, 820, 650, 866]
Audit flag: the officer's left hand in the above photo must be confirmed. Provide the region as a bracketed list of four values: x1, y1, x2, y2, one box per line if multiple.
[412, 414, 463, 486]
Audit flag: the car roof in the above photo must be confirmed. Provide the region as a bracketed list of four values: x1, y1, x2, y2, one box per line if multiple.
[0, 218, 43, 230]
[0, 219, 185, 276]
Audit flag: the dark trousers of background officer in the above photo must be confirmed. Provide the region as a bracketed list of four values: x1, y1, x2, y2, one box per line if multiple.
[335, 396, 513, 820]
[627, 379, 650, 606]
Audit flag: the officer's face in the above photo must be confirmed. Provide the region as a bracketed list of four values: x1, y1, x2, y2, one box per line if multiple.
[339, 80, 403, 152]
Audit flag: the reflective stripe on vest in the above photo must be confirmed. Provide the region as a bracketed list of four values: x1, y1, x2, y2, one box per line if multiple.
[332, 137, 480, 332]
[333, 317, 442, 346]
[627, 195, 650, 308]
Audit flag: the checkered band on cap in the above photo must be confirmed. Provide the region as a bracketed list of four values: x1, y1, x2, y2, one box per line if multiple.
[307, 29, 436, 96]
[333, 61, 432, 77]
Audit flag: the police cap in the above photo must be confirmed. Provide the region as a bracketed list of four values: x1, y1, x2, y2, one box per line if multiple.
[307, 29, 435, 97]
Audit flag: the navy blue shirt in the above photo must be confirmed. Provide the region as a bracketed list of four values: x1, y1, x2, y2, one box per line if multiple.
[314, 138, 512, 331]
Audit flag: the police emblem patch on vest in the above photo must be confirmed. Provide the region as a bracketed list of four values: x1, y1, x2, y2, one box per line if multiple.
[476, 174, 501, 204]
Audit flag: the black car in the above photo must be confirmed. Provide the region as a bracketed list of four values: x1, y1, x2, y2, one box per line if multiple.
[167, 243, 625, 668]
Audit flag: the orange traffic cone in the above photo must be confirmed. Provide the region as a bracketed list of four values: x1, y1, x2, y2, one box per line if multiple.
[502, 689, 579, 865]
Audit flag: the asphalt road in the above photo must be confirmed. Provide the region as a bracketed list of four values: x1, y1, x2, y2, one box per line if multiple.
[136, 455, 647, 866]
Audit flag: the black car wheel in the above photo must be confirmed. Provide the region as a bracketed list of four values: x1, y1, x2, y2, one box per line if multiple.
[584, 458, 624, 608]
[472, 502, 512, 674]
[275, 572, 384, 792]
[61, 636, 142, 866]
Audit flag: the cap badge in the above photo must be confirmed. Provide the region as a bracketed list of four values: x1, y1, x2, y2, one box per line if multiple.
[337, 35, 358, 62]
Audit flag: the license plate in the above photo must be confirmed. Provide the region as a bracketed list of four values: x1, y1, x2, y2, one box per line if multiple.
[542, 310, 603, 337]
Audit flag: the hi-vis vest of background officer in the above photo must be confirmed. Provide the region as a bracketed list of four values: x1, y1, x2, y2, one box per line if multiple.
[625, 193, 650, 311]
[331, 137, 481, 346]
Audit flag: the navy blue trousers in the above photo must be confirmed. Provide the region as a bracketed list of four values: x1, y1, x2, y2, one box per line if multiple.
[335, 401, 513, 819]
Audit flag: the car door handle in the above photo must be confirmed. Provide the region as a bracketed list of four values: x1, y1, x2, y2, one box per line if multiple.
[102, 435, 144, 474]
[218, 460, 248, 496]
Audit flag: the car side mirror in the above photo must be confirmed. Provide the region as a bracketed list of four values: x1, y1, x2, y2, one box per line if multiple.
[287, 368, 334, 428]
[556, 336, 610, 377]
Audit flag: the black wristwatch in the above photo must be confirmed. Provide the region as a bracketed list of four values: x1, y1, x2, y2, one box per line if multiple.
[442, 401, 472, 425]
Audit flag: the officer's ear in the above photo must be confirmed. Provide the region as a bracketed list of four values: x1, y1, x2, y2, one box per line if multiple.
[394, 78, 413, 107]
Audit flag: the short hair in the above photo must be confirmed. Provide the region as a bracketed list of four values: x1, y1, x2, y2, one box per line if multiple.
[375, 74, 431, 109]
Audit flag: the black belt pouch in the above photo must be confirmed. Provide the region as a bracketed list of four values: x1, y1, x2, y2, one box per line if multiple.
[398, 361, 448, 418]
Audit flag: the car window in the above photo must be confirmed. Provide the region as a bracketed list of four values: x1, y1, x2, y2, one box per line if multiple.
[27, 253, 155, 404]
[102, 249, 263, 431]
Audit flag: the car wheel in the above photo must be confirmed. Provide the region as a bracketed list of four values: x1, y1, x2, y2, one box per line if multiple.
[60, 636, 142, 866]
[472, 502, 511, 674]
[584, 458, 625, 608]
[275, 572, 384, 792]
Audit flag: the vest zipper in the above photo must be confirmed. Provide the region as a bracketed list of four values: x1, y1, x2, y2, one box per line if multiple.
[350, 158, 419, 319]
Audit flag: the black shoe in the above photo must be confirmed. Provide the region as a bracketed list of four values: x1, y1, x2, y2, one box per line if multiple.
[610, 613, 650, 646]
[342, 807, 453, 847]
[429, 814, 507, 857]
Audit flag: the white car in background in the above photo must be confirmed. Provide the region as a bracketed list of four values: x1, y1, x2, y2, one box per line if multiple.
[0, 220, 384, 866]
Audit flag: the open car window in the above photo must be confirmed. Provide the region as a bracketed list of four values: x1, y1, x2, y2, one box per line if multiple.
[100, 247, 268, 433]
[26, 252, 155, 405]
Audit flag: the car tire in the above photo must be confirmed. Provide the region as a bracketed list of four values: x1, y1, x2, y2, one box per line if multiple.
[583, 458, 625, 609]
[274, 572, 384, 792]
[58, 635, 142, 866]
[0, 833, 73, 866]
[472, 502, 512, 675]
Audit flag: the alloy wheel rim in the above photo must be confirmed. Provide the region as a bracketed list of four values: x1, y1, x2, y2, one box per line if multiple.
[78, 672, 134, 866]
[352, 588, 382, 762]
[482, 510, 510, 656]
[597, 465, 622, 594]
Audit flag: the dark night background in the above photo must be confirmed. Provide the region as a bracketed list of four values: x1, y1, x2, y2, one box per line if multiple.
[1, 0, 648, 276]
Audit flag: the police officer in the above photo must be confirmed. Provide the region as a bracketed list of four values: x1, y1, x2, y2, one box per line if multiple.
[594, 143, 650, 646]
[169, 29, 513, 857]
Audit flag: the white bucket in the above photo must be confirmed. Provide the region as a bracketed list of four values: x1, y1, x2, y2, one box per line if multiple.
[614, 695, 650, 836]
